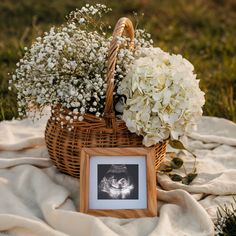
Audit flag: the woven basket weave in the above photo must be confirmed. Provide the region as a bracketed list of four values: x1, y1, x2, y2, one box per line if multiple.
[45, 17, 167, 178]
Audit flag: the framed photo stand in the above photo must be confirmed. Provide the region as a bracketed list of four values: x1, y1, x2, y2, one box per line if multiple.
[79, 147, 157, 218]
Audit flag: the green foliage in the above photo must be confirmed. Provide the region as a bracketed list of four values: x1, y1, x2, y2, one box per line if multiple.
[170, 157, 184, 169]
[169, 173, 183, 182]
[160, 140, 198, 185]
[159, 154, 198, 185]
[0, 0, 236, 121]
[215, 198, 236, 236]
[181, 173, 197, 185]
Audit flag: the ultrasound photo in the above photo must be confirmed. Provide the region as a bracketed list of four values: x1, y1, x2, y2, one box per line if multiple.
[97, 164, 138, 200]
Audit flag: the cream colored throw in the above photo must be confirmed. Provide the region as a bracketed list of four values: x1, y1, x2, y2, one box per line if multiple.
[0, 111, 236, 236]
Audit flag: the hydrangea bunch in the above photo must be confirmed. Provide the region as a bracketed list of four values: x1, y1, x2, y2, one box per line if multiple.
[118, 48, 205, 146]
[10, 4, 153, 128]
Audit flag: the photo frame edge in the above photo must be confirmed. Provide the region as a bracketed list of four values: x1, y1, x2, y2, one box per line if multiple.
[146, 149, 158, 217]
[79, 149, 90, 213]
[79, 147, 158, 218]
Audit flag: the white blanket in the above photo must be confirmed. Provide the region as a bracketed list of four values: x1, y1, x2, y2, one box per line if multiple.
[0, 111, 236, 236]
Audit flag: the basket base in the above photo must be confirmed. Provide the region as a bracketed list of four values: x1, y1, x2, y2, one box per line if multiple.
[45, 116, 167, 178]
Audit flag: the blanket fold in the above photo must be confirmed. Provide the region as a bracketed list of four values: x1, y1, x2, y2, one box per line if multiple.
[0, 113, 235, 236]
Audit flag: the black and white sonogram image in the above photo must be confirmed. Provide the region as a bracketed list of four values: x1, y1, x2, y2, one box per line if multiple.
[97, 164, 138, 200]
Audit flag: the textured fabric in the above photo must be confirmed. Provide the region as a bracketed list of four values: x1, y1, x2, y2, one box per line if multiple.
[0, 112, 235, 236]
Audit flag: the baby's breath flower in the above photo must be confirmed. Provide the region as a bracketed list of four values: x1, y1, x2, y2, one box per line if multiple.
[79, 18, 85, 24]
[11, 4, 153, 130]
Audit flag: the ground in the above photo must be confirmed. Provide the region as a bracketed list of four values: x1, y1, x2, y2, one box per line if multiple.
[0, 0, 235, 121]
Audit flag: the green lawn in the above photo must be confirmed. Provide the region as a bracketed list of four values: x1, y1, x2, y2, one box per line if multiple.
[0, 0, 235, 121]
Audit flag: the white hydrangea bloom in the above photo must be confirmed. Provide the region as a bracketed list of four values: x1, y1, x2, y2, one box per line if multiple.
[118, 47, 205, 146]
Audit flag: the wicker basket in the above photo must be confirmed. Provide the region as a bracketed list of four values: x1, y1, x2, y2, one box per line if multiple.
[45, 17, 167, 178]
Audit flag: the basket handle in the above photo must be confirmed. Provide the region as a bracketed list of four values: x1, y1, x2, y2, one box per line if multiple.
[103, 17, 134, 128]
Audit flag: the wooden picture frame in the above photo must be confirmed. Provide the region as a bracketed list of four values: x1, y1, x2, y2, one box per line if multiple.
[79, 147, 157, 218]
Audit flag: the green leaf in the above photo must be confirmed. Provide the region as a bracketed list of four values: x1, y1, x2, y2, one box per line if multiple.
[171, 157, 183, 169]
[162, 166, 173, 172]
[169, 139, 197, 159]
[182, 173, 197, 185]
[159, 162, 173, 173]
[169, 139, 186, 150]
[169, 174, 183, 181]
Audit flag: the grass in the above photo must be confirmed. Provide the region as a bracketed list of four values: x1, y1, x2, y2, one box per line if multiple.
[0, 0, 236, 121]
[215, 198, 236, 236]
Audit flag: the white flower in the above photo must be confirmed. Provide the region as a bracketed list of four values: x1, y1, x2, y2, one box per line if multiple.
[80, 107, 85, 113]
[11, 4, 153, 130]
[119, 47, 205, 146]
[79, 18, 85, 24]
